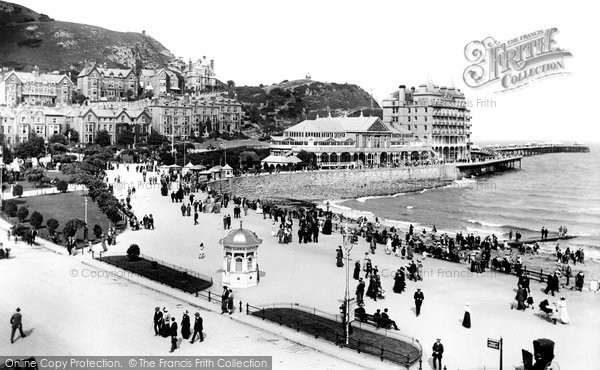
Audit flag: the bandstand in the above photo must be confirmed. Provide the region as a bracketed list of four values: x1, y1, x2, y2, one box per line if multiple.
[220, 224, 262, 288]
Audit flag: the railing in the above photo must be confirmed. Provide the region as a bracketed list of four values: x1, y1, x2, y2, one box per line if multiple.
[245, 302, 423, 369]
[139, 253, 214, 284]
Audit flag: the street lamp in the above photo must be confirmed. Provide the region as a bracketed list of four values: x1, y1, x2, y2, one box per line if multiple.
[342, 233, 355, 345]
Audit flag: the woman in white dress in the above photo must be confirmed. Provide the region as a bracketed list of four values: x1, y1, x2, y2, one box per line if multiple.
[556, 297, 570, 324]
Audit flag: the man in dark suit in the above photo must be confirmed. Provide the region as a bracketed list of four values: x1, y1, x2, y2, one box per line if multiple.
[381, 308, 399, 330]
[153, 307, 163, 336]
[414, 288, 424, 316]
[190, 312, 204, 343]
[355, 279, 365, 304]
[432, 338, 444, 369]
[10, 308, 26, 344]
[169, 318, 178, 353]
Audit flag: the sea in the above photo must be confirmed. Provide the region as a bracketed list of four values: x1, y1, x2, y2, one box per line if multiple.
[333, 144, 600, 260]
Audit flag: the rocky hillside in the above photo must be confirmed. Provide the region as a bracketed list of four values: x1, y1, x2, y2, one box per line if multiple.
[0, 1, 173, 71]
[228, 79, 380, 136]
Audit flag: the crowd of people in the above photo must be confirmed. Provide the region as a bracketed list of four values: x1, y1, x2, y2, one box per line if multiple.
[153, 306, 204, 352]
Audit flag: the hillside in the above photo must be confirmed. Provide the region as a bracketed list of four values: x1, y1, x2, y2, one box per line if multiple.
[229, 79, 380, 136]
[0, 1, 173, 71]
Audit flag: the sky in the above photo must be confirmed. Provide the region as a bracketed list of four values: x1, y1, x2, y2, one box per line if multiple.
[14, 0, 600, 143]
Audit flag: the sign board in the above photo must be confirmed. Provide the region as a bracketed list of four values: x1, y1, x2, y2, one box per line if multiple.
[487, 338, 500, 350]
[347, 298, 356, 322]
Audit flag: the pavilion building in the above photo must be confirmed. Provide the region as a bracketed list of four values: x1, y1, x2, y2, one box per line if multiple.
[268, 113, 433, 168]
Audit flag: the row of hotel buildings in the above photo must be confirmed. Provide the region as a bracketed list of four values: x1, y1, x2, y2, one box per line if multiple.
[268, 83, 472, 164]
[0, 57, 216, 106]
[0, 95, 242, 147]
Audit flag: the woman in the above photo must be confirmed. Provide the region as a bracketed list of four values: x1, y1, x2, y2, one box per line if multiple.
[556, 297, 570, 324]
[366, 276, 377, 301]
[514, 285, 527, 310]
[353, 261, 361, 280]
[392, 269, 403, 294]
[336, 247, 344, 268]
[181, 310, 191, 340]
[227, 289, 235, 314]
[462, 303, 471, 328]
[160, 308, 171, 337]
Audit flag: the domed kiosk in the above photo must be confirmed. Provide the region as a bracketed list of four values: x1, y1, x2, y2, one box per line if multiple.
[219, 223, 262, 288]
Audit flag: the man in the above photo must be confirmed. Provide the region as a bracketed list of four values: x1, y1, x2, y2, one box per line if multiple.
[10, 308, 26, 344]
[432, 338, 444, 369]
[190, 312, 204, 343]
[381, 308, 399, 330]
[169, 317, 178, 353]
[356, 279, 365, 304]
[355, 303, 367, 322]
[153, 307, 163, 336]
[414, 288, 424, 316]
[373, 309, 382, 327]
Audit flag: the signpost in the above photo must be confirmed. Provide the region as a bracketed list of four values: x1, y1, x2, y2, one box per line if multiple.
[487, 337, 503, 370]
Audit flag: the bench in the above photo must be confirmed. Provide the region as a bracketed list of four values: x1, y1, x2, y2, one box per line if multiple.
[354, 309, 394, 329]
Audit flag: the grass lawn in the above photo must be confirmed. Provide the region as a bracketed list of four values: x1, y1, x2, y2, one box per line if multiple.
[251, 307, 422, 366]
[4, 190, 110, 243]
[98, 255, 213, 293]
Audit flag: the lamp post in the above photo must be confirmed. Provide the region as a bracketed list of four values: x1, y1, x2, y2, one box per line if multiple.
[342, 233, 355, 345]
[83, 192, 89, 242]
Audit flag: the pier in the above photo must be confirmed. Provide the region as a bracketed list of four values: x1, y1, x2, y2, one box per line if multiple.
[476, 143, 590, 157]
[456, 156, 522, 177]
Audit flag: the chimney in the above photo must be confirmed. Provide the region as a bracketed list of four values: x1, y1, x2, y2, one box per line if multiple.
[210, 59, 214, 69]
[398, 85, 406, 103]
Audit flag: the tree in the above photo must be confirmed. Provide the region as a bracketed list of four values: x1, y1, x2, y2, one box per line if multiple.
[46, 218, 59, 234]
[17, 207, 29, 223]
[143, 91, 154, 99]
[12, 184, 23, 197]
[71, 91, 87, 105]
[95, 130, 112, 147]
[30, 211, 44, 229]
[24, 167, 50, 188]
[14, 135, 45, 159]
[63, 218, 86, 238]
[127, 244, 141, 261]
[4, 201, 18, 217]
[147, 130, 165, 146]
[227, 80, 235, 88]
[48, 134, 68, 145]
[93, 224, 103, 239]
[64, 127, 79, 143]
[116, 130, 135, 147]
[2, 145, 13, 164]
[56, 180, 69, 193]
[125, 89, 134, 101]
[50, 143, 68, 154]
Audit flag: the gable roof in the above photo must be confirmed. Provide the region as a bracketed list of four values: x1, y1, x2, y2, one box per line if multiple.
[285, 116, 384, 133]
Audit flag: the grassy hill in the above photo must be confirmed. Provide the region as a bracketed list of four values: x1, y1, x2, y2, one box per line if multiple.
[229, 79, 380, 136]
[0, 1, 173, 71]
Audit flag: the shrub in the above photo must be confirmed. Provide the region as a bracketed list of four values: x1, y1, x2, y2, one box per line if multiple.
[46, 218, 59, 234]
[127, 244, 140, 261]
[17, 207, 29, 223]
[4, 201, 18, 217]
[12, 184, 24, 197]
[93, 224, 103, 239]
[56, 180, 69, 193]
[63, 218, 85, 238]
[30, 211, 44, 228]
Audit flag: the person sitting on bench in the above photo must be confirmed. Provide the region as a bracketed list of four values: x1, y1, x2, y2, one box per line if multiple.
[373, 309, 382, 327]
[355, 304, 367, 322]
[381, 308, 399, 330]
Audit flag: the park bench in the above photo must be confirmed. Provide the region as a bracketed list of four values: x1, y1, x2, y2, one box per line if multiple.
[354, 309, 395, 330]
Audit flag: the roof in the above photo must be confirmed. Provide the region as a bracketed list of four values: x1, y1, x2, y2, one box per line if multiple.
[261, 154, 302, 164]
[285, 116, 386, 133]
[78, 65, 133, 78]
[219, 227, 262, 247]
[4, 71, 71, 84]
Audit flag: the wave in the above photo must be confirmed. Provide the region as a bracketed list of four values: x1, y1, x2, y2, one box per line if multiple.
[406, 206, 414, 209]
[467, 219, 503, 228]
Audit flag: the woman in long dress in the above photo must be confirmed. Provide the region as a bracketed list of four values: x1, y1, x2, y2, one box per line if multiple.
[556, 297, 570, 324]
[181, 311, 191, 339]
[353, 261, 361, 280]
[462, 303, 471, 328]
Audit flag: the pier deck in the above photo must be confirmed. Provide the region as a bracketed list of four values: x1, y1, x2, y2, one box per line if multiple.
[456, 156, 522, 177]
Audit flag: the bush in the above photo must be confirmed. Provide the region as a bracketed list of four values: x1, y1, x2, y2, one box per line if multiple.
[30, 211, 44, 228]
[12, 184, 24, 197]
[127, 244, 141, 261]
[56, 180, 69, 193]
[17, 207, 29, 223]
[93, 224, 103, 239]
[46, 218, 59, 234]
[4, 201, 18, 217]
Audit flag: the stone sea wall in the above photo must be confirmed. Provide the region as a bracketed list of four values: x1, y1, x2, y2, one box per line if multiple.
[210, 165, 460, 202]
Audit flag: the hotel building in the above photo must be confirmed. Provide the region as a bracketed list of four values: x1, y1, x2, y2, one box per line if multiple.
[382, 83, 472, 161]
[77, 63, 138, 101]
[0, 68, 74, 107]
[268, 113, 431, 168]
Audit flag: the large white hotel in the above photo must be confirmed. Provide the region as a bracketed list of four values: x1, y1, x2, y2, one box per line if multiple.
[382, 83, 472, 161]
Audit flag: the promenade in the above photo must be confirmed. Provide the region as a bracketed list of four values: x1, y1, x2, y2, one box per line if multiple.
[95, 166, 600, 369]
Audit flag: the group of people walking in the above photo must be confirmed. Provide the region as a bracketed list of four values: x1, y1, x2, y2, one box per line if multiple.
[153, 307, 204, 352]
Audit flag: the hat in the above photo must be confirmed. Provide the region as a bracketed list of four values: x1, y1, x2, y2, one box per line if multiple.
[163, 307, 168, 312]
[195, 312, 200, 316]
[417, 288, 421, 290]
[436, 338, 441, 341]
[560, 297, 566, 300]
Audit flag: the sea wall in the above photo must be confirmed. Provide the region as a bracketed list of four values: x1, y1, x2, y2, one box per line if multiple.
[210, 165, 460, 202]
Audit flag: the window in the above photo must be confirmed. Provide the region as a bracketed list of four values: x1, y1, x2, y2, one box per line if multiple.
[235, 258, 243, 272]
[247, 257, 253, 271]
[424, 125, 427, 130]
